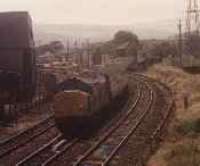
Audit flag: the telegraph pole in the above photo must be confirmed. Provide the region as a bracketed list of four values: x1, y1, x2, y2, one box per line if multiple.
[186, 0, 200, 35]
[66, 38, 70, 61]
[86, 39, 91, 68]
[178, 19, 183, 66]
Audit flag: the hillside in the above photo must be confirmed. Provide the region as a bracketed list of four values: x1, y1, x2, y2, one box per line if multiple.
[33, 19, 176, 45]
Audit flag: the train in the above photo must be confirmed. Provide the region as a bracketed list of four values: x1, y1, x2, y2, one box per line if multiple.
[0, 11, 36, 104]
[52, 71, 129, 137]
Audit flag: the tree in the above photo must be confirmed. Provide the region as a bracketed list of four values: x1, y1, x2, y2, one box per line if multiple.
[113, 31, 139, 45]
[112, 31, 140, 57]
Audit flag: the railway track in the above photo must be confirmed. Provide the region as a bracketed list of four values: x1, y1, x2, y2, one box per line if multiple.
[71, 78, 154, 166]
[0, 74, 174, 166]
[113, 74, 174, 166]
[15, 81, 141, 166]
[0, 114, 61, 165]
[33, 77, 152, 166]
[0, 115, 54, 158]
[45, 74, 173, 166]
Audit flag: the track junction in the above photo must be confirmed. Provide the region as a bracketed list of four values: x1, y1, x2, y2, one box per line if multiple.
[0, 74, 174, 166]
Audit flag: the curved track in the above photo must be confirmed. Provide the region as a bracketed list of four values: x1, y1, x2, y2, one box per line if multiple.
[0, 74, 174, 166]
[109, 74, 174, 166]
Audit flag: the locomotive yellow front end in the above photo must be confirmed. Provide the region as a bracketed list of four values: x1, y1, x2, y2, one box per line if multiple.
[53, 90, 90, 136]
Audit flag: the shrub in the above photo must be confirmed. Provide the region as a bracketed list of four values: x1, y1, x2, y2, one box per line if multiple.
[177, 118, 200, 135]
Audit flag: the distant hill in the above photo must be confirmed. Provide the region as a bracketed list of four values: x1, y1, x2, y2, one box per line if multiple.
[33, 19, 177, 46]
[33, 24, 135, 45]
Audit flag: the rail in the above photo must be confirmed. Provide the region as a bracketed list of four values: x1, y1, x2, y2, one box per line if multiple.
[0, 115, 54, 158]
[40, 81, 142, 166]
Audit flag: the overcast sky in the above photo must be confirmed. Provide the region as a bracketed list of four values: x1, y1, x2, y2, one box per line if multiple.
[0, 0, 186, 25]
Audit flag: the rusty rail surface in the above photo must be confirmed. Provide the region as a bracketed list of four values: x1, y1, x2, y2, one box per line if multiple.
[0, 115, 54, 158]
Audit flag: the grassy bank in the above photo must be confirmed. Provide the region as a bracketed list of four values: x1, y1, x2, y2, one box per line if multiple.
[145, 63, 200, 166]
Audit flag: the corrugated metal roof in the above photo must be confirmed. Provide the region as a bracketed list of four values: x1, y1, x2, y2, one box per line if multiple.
[0, 11, 34, 48]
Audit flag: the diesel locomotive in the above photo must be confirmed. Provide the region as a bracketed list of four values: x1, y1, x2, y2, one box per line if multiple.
[52, 71, 129, 137]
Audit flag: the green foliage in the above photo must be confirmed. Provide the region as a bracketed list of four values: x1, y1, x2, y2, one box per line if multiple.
[177, 118, 200, 135]
[95, 30, 140, 57]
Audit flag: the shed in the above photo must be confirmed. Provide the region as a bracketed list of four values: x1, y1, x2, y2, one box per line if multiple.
[0, 11, 35, 73]
[0, 11, 34, 49]
[0, 11, 36, 101]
